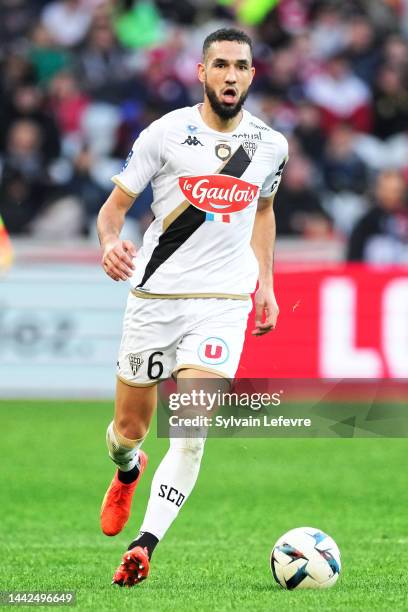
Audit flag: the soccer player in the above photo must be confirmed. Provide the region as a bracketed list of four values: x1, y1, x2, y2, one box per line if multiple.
[97, 28, 288, 587]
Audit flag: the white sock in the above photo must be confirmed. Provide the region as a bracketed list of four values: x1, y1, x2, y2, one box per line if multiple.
[139, 427, 206, 539]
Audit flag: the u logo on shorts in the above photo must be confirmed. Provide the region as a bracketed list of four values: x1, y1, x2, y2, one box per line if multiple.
[198, 337, 229, 365]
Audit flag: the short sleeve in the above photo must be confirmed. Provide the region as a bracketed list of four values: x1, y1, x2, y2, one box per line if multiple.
[260, 134, 289, 198]
[111, 120, 164, 197]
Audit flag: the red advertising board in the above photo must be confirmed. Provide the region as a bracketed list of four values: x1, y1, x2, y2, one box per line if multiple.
[237, 265, 408, 379]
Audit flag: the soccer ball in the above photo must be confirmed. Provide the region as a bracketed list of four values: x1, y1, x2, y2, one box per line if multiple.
[271, 527, 341, 590]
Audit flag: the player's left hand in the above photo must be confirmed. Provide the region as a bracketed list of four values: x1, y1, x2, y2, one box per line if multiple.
[252, 287, 279, 336]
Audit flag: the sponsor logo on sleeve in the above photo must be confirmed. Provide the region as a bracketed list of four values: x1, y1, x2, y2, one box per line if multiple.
[122, 149, 133, 171]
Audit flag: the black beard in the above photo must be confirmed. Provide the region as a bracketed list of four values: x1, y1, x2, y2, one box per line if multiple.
[204, 82, 249, 120]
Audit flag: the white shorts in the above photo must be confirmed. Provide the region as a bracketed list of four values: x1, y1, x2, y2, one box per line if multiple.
[117, 294, 253, 385]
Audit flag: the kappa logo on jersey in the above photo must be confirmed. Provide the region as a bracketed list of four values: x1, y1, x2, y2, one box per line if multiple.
[181, 135, 203, 146]
[179, 175, 259, 216]
[128, 353, 144, 375]
[198, 337, 229, 365]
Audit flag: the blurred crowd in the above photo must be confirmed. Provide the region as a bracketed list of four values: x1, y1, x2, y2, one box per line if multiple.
[0, 0, 408, 262]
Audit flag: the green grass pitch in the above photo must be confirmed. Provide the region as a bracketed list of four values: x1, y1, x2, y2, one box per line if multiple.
[1, 400, 407, 611]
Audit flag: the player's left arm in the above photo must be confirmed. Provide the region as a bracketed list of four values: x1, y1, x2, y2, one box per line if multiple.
[250, 194, 279, 336]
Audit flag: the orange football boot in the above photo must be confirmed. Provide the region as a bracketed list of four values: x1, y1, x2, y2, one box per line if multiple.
[112, 546, 150, 587]
[100, 450, 148, 536]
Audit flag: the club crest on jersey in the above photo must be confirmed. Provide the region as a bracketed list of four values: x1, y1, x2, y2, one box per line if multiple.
[187, 124, 199, 134]
[215, 141, 231, 161]
[128, 353, 144, 375]
[242, 141, 257, 160]
[198, 337, 229, 365]
[179, 175, 259, 222]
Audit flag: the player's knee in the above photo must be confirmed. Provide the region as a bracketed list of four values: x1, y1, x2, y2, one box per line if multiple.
[106, 421, 147, 464]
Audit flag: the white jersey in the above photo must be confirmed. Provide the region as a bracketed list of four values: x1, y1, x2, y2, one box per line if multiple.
[112, 104, 288, 297]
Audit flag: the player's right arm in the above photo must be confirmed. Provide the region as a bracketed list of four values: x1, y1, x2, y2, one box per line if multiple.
[97, 186, 138, 281]
[97, 118, 165, 281]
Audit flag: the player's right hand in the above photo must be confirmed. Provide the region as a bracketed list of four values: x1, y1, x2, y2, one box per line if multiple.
[102, 239, 137, 281]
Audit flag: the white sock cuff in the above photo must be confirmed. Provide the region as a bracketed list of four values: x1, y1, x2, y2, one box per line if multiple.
[106, 421, 147, 470]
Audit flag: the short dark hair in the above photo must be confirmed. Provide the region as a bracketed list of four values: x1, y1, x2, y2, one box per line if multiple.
[202, 28, 253, 61]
